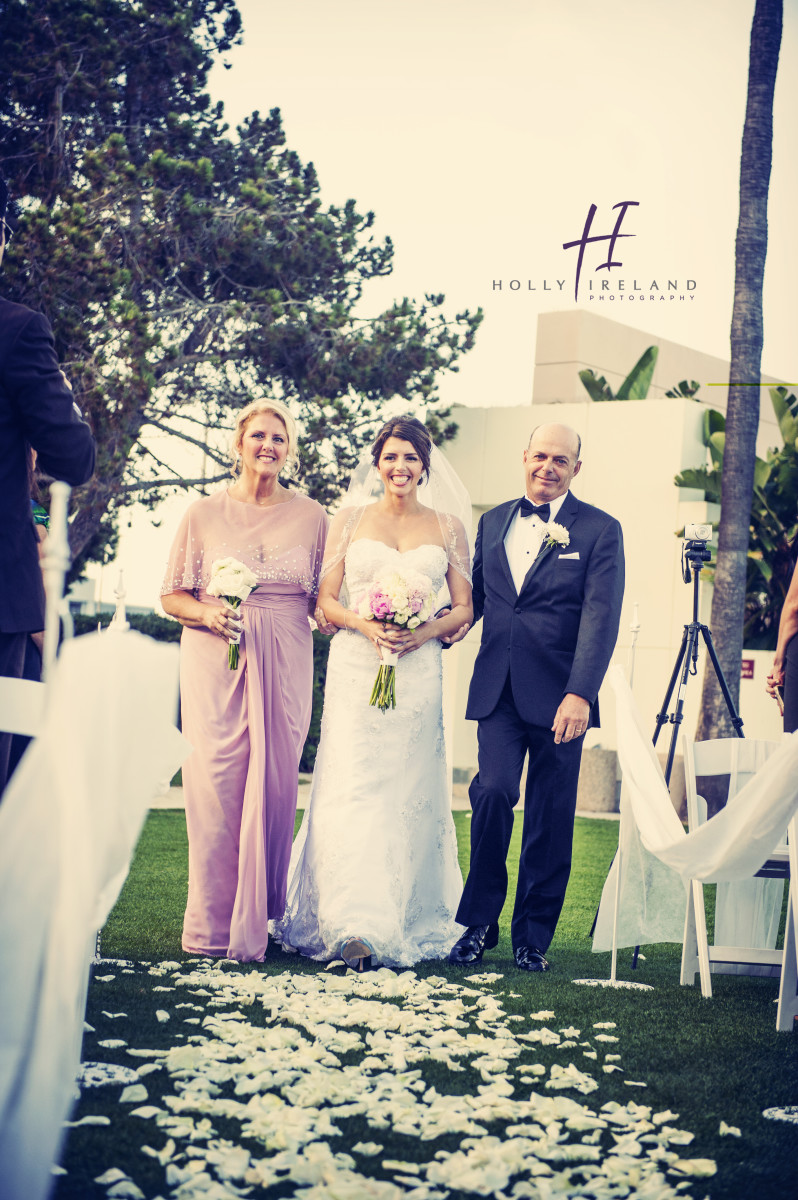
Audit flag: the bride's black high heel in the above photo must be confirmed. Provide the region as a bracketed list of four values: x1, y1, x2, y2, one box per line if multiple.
[340, 937, 375, 972]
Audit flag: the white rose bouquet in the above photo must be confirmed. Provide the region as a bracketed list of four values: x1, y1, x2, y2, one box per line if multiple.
[207, 557, 258, 669]
[356, 567, 435, 711]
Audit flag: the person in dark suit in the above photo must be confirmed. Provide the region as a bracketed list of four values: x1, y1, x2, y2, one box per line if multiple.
[0, 177, 96, 793]
[449, 423, 624, 971]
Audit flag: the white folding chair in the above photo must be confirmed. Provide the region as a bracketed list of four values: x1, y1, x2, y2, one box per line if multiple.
[680, 732, 798, 1031]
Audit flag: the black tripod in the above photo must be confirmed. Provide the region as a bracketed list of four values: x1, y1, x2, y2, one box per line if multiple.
[653, 537, 744, 784]
[592, 536, 746, 961]
[623, 537, 745, 969]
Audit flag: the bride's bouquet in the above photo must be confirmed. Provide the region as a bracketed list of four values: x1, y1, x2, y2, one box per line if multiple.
[356, 567, 435, 712]
[207, 557, 258, 669]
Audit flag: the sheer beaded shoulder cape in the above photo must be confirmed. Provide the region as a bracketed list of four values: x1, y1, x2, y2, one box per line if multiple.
[160, 487, 328, 598]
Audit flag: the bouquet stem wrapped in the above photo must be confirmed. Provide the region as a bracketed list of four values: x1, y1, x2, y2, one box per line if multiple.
[207, 557, 258, 670]
[370, 640, 400, 712]
[224, 598, 244, 670]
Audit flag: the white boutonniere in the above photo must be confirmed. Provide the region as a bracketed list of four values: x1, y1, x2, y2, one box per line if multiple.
[542, 522, 570, 550]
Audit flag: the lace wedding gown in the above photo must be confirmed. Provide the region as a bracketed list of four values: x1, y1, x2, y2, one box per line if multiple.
[279, 538, 464, 966]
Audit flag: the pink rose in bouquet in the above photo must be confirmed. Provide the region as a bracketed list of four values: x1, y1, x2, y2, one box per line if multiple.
[356, 567, 434, 711]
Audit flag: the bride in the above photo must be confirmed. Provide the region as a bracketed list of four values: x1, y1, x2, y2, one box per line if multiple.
[278, 416, 473, 969]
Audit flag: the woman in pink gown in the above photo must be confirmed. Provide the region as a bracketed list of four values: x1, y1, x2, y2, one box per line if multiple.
[161, 400, 327, 962]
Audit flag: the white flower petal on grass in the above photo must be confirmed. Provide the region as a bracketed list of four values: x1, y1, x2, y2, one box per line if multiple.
[102, 1012, 128, 1019]
[83, 1022, 95, 1032]
[107, 1181, 145, 1200]
[465, 972, 504, 983]
[529, 1010, 556, 1020]
[605, 1053, 621, 1062]
[130, 1106, 166, 1119]
[603, 1065, 623, 1074]
[719, 1120, 741, 1137]
[64, 1116, 111, 1127]
[156, 1010, 171, 1023]
[669, 1158, 717, 1177]
[546, 1063, 599, 1095]
[97, 1039, 127, 1049]
[517, 1027, 561, 1046]
[94, 1169, 129, 1184]
[382, 1159, 421, 1174]
[94, 974, 116, 982]
[50, 1165, 67, 1176]
[624, 1080, 648, 1088]
[593, 1021, 617, 1029]
[352, 1142, 384, 1156]
[142, 1139, 177, 1166]
[559, 1027, 580, 1038]
[517, 1064, 546, 1075]
[593, 1034, 619, 1043]
[126, 1048, 169, 1059]
[119, 1084, 149, 1104]
[557, 1040, 578, 1050]
[582, 1051, 598, 1060]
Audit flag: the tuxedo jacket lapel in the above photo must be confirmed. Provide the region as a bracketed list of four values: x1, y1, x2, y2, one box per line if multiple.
[494, 501, 520, 595]
[518, 491, 579, 597]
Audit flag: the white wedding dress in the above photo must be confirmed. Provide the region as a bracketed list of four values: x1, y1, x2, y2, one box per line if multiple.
[279, 539, 464, 966]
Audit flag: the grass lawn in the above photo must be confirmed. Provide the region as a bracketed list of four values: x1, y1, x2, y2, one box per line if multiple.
[54, 810, 798, 1200]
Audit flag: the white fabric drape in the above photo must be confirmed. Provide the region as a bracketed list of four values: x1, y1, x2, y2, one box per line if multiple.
[0, 631, 188, 1200]
[593, 665, 798, 952]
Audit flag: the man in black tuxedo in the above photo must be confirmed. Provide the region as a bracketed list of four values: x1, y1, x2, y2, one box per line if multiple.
[449, 423, 624, 971]
[0, 177, 96, 793]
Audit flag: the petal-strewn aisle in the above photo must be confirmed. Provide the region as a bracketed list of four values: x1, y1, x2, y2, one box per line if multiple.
[58, 958, 720, 1200]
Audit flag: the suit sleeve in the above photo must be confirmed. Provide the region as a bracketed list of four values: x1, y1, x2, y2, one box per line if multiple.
[470, 515, 485, 625]
[3, 310, 95, 485]
[565, 517, 625, 704]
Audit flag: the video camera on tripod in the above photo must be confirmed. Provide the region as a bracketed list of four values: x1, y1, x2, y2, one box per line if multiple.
[681, 523, 712, 582]
[654, 522, 744, 785]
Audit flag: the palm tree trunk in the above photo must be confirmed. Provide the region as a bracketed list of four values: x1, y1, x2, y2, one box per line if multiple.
[697, 0, 782, 751]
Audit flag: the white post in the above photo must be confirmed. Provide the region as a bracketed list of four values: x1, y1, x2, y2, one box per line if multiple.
[41, 482, 71, 682]
[109, 569, 130, 633]
[627, 601, 641, 689]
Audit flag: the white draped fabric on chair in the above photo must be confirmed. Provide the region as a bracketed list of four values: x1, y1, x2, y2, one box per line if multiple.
[593, 666, 798, 1027]
[0, 630, 188, 1200]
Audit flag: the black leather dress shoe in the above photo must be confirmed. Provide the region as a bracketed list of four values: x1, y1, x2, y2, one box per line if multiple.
[448, 923, 499, 965]
[514, 945, 550, 972]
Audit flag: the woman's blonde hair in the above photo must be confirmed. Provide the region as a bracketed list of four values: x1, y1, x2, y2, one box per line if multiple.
[230, 399, 299, 477]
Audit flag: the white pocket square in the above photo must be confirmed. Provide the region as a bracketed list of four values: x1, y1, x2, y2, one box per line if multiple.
[558, 551, 580, 560]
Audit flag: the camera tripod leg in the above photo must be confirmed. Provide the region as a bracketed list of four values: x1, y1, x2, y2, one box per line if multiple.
[653, 626, 689, 746]
[699, 624, 744, 737]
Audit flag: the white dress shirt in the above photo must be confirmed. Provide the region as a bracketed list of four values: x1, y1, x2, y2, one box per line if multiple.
[504, 491, 568, 594]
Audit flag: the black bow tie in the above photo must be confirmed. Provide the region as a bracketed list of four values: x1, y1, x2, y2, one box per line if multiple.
[519, 498, 550, 522]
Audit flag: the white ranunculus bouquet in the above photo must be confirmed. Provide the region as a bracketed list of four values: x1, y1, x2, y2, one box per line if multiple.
[207, 557, 258, 669]
[356, 567, 435, 711]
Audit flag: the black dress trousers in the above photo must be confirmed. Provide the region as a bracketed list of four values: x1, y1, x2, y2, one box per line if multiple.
[456, 675, 584, 952]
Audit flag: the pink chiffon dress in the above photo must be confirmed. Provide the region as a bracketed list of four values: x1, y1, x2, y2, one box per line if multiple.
[161, 488, 327, 962]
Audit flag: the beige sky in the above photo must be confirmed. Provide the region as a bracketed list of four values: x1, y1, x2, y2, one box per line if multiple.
[95, 0, 798, 606]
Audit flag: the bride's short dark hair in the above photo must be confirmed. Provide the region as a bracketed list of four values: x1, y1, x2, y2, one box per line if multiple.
[371, 416, 432, 481]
